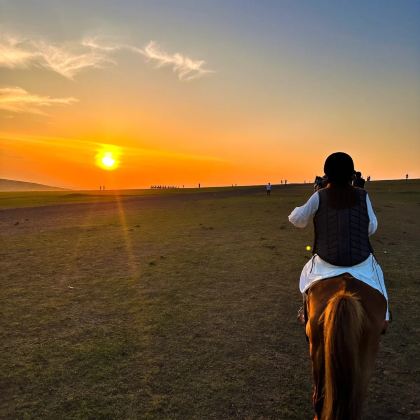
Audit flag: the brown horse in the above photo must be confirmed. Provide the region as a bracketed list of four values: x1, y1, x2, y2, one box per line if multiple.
[305, 273, 387, 420]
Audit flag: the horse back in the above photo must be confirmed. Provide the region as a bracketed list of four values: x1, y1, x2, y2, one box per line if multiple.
[306, 274, 387, 419]
[307, 273, 387, 332]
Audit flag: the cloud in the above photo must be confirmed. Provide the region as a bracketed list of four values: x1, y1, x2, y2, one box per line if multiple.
[81, 37, 120, 52]
[0, 36, 37, 68]
[34, 40, 114, 79]
[0, 86, 78, 115]
[0, 35, 113, 79]
[0, 34, 213, 81]
[85, 38, 213, 81]
[0, 134, 227, 166]
[137, 41, 213, 81]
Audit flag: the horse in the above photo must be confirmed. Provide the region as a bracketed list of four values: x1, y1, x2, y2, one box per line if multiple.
[305, 273, 387, 420]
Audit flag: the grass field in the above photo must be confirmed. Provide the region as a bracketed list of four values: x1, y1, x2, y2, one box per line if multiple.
[1, 180, 419, 419]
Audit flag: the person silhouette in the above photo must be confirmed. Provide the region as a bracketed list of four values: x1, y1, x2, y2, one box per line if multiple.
[266, 182, 272, 196]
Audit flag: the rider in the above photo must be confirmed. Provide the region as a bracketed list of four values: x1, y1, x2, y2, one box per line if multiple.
[288, 152, 390, 327]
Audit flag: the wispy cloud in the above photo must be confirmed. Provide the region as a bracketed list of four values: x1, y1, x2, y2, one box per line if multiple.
[81, 37, 120, 52]
[0, 34, 213, 81]
[83, 37, 213, 80]
[0, 35, 113, 79]
[0, 36, 37, 68]
[34, 40, 114, 79]
[0, 86, 78, 115]
[0, 134, 226, 165]
[138, 41, 213, 81]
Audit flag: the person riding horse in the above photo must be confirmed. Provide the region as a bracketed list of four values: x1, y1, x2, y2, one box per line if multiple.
[289, 152, 390, 419]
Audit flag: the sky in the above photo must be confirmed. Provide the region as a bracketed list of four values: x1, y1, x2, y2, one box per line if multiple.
[0, 0, 419, 189]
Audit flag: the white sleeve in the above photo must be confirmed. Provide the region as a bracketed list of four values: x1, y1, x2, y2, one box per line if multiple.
[366, 194, 377, 236]
[288, 192, 319, 228]
[372, 257, 390, 320]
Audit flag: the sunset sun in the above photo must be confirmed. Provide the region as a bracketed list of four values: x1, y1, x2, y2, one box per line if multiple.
[95, 146, 121, 171]
[102, 153, 116, 168]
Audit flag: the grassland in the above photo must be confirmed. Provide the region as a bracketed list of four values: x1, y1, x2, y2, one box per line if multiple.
[0, 186, 236, 209]
[1, 180, 419, 419]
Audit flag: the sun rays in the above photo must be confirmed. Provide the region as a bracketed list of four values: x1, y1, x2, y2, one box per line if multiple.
[113, 191, 139, 278]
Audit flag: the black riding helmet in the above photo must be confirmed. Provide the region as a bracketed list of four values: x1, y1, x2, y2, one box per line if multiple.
[324, 152, 355, 185]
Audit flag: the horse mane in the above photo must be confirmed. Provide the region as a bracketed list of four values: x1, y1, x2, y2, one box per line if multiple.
[321, 290, 365, 420]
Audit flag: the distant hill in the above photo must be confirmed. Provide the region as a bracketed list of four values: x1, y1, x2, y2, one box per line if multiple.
[0, 178, 68, 191]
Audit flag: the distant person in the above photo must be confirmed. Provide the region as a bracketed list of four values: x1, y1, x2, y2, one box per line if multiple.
[353, 171, 366, 188]
[367, 176, 371, 182]
[266, 182, 272, 196]
[285, 180, 287, 185]
[288, 152, 390, 329]
[199, 183, 201, 188]
[406, 173, 408, 181]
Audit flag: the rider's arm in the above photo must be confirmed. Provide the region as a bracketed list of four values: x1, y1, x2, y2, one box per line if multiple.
[366, 194, 378, 236]
[288, 192, 319, 228]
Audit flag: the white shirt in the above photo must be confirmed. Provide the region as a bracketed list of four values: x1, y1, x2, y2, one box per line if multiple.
[288, 191, 389, 320]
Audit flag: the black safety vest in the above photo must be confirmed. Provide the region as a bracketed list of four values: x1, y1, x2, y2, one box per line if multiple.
[313, 188, 373, 266]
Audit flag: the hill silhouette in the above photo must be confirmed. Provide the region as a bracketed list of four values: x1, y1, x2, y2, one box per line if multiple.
[0, 178, 68, 191]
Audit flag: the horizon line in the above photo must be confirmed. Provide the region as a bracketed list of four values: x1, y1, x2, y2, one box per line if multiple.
[1, 177, 419, 192]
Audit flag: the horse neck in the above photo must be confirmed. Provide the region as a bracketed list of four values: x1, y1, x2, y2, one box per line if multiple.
[322, 290, 365, 420]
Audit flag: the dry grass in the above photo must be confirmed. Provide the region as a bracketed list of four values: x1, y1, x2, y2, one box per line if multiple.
[0, 180, 419, 419]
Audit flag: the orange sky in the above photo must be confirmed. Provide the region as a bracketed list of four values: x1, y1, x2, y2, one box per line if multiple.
[1, 1, 419, 189]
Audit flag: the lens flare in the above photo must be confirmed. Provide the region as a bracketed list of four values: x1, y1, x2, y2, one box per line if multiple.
[95, 145, 121, 171]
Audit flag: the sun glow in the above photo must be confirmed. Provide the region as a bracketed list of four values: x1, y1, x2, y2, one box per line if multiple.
[95, 145, 121, 171]
[102, 153, 115, 168]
